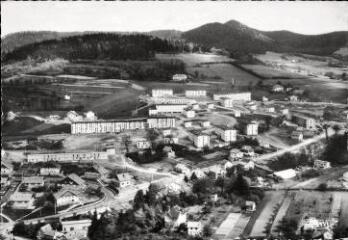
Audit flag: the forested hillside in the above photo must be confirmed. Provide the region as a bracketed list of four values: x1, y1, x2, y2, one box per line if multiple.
[2, 33, 180, 63]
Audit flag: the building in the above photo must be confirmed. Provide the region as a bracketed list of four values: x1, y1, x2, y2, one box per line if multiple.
[58, 174, 86, 189]
[289, 95, 299, 102]
[187, 221, 202, 237]
[36, 223, 65, 240]
[1, 160, 13, 175]
[207, 103, 215, 109]
[274, 169, 297, 180]
[245, 121, 258, 136]
[67, 111, 83, 122]
[266, 107, 275, 113]
[174, 164, 191, 176]
[185, 110, 195, 118]
[281, 108, 289, 115]
[71, 117, 176, 134]
[40, 167, 61, 176]
[62, 219, 92, 240]
[291, 131, 304, 142]
[215, 126, 237, 142]
[149, 104, 188, 115]
[10, 192, 35, 209]
[185, 90, 206, 98]
[54, 189, 81, 207]
[189, 130, 210, 148]
[229, 149, 243, 161]
[22, 176, 44, 189]
[213, 92, 251, 102]
[292, 114, 316, 129]
[272, 84, 284, 92]
[200, 120, 210, 128]
[244, 201, 256, 212]
[116, 173, 133, 188]
[234, 110, 241, 117]
[27, 151, 108, 163]
[184, 121, 192, 128]
[136, 140, 151, 150]
[84, 111, 97, 121]
[191, 103, 200, 110]
[242, 145, 254, 157]
[152, 89, 173, 97]
[172, 74, 188, 82]
[221, 98, 234, 108]
[314, 159, 331, 169]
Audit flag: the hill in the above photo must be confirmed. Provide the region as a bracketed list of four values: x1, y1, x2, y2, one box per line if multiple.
[182, 20, 348, 56]
[2, 33, 180, 63]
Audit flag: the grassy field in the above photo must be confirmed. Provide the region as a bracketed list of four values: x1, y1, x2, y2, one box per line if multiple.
[241, 64, 305, 79]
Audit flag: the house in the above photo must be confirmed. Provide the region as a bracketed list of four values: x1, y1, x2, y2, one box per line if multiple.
[266, 107, 275, 113]
[83, 171, 101, 180]
[54, 189, 81, 207]
[289, 95, 299, 102]
[234, 110, 241, 117]
[184, 121, 192, 128]
[291, 130, 304, 142]
[241, 145, 254, 157]
[136, 140, 151, 150]
[272, 84, 284, 92]
[84, 111, 97, 121]
[1, 176, 10, 188]
[192, 103, 200, 110]
[281, 108, 289, 115]
[213, 92, 251, 102]
[200, 120, 210, 128]
[36, 223, 65, 240]
[162, 128, 172, 136]
[61, 219, 92, 240]
[185, 110, 195, 118]
[274, 169, 297, 180]
[40, 167, 61, 176]
[207, 103, 215, 109]
[116, 173, 133, 188]
[249, 104, 257, 111]
[314, 159, 331, 169]
[58, 174, 86, 189]
[221, 97, 234, 108]
[189, 130, 210, 148]
[22, 176, 44, 189]
[172, 74, 188, 82]
[244, 201, 256, 212]
[163, 146, 176, 159]
[10, 192, 35, 209]
[215, 126, 237, 142]
[174, 164, 191, 176]
[262, 96, 269, 102]
[245, 121, 258, 136]
[187, 221, 202, 237]
[67, 111, 83, 122]
[229, 148, 243, 161]
[1, 160, 13, 176]
[241, 161, 255, 171]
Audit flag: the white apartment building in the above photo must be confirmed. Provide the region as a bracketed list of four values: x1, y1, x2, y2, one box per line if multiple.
[189, 130, 210, 148]
[151, 89, 173, 97]
[149, 104, 188, 116]
[292, 114, 316, 129]
[27, 151, 108, 163]
[213, 92, 251, 101]
[151, 97, 196, 105]
[215, 126, 237, 142]
[71, 117, 176, 134]
[185, 90, 207, 98]
[245, 122, 258, 136]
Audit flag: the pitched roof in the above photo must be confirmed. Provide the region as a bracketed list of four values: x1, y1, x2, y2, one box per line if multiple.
[54, 189, 79, 199]
[22, 176, 44, 184]
[10, 192, 33, 201]
[1, 160, 13, 170]
[66, 173, 85, 186]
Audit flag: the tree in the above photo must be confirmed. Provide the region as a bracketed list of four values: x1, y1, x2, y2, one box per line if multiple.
[145, 184, 158, 206]
[317, 183, 328, 191]
[192, 178, 214, 196]
[133, 190, 145, 210]
[231, 174, 250, 196]
[277, 218, 298, 239]
[203, 224, 213, 237]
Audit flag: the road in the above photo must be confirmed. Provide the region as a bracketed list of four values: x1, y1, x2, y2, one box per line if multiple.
[253, 128, 336, 164]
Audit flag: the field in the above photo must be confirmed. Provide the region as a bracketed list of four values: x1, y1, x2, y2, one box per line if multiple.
[249, 191, 286, 237]
[241, 64, 305, 79]
[255, 51, 348, 76]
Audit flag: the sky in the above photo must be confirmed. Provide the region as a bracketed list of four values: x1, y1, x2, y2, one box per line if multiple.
[2, 1, 348, 37]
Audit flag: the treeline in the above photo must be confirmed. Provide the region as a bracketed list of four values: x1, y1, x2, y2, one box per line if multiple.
[2, 33, 181, 63]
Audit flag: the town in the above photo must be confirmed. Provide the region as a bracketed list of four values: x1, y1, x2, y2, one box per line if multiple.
[1, 2, 348, 240]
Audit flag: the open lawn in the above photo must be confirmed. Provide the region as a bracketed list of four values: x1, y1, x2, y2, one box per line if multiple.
[242, 64, 305, 79]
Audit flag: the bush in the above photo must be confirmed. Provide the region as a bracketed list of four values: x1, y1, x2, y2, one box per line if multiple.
[317, 183, 328, 191]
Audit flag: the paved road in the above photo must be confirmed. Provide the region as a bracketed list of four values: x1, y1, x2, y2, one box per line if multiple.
[253, 128, 336, 164]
